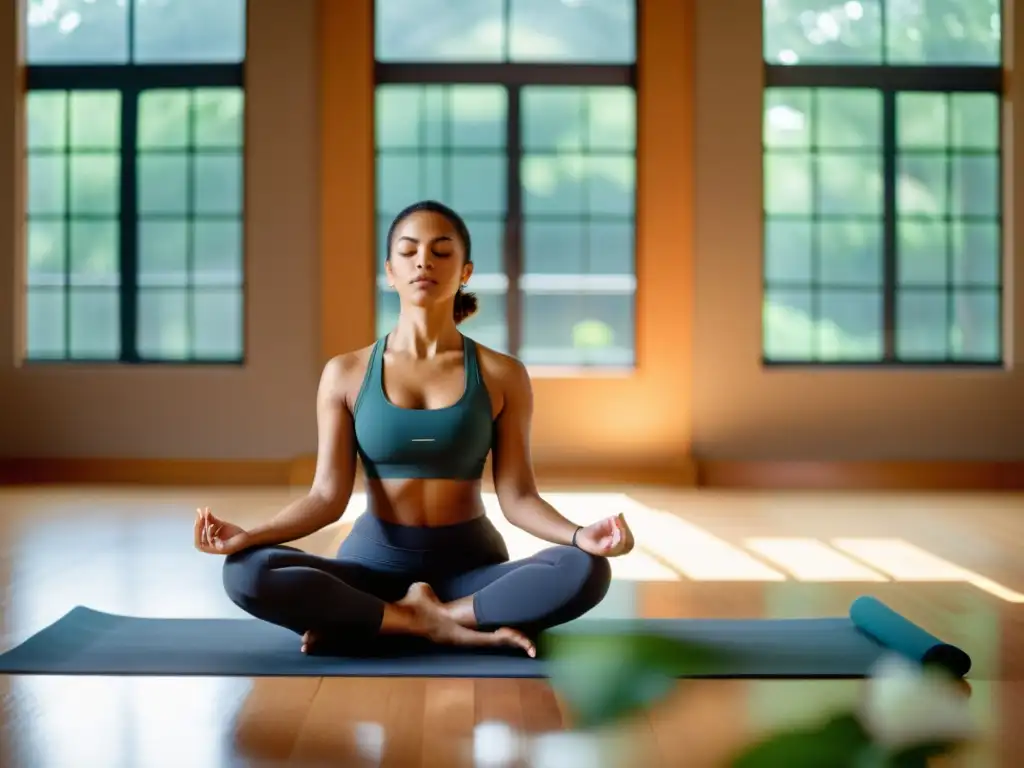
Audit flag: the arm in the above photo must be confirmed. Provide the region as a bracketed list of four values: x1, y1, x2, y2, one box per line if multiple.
[245, 355, 358, 547]
[491, 358, 581, 546]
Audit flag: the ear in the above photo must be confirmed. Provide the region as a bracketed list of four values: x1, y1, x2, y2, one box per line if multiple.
[461, 261, 474, 285]
[384, 258, 396, 288]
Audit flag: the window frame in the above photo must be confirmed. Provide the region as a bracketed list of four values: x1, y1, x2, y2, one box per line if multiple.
[373, 22, 639, 363]
[23, 45, 246, 365]
[763, 56, 1006, 368]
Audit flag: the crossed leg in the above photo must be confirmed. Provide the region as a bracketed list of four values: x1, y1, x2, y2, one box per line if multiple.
[432, 545, 613, 641]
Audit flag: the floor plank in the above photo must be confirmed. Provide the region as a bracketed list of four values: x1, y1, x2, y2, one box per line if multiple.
[0, 485, 1021, 767]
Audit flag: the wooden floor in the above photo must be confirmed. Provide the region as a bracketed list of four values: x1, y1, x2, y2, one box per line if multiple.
[0, 485, 1021, 767]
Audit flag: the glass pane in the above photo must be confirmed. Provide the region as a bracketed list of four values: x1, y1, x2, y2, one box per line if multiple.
[952, 290, 1000, 360]
[523, 220, 633, 275]
[194, 89, 245, 148]
[376, 87, 426, 149]
[952, 221, 1000, 287]
[764, 219, 812, 284]
[817, 289, 882, 360]
[139, 220, 189, 287]
[27, 219, 66, 286]
[764, 153, 812, 215]
[68, 288, 120, 358]
[897, 219, 947, 286]
[509, 0, 635, 63]
[138, 154, 189, 215]
[193, 289, 243, 358]
[69, 220, 119, 287]
[763, 289, 814, 361]
[26, 0, 129, 64]
[69, 91, 120, 149]
[523, 154, 634, 215]
[815, 89, 882, 149]
[27, 155, 65, 215]
[896, 290, 948, 359]
[897, 154, 948, 216]
[69, 154, 120, 214]
[134, 0, 246, 63]
[951, 155, 999, 217]
[450, 87, 507, 149]
[816, 153, 883, 215]
[763, 0, 883, 64]
[449, 153, 505, 215]
[193, 220, 244, 286]
[461, 217, 503, 277]
[764, 89, 811, 149]
[194, 153, 243, 215]
[138, 288, 188, 359]
[138, 90, 190, 149]
[25, 288, 65, 357]
[26, 92, 67, 150]
[818, 219, 883, 286]
[951, 93, 999, 151]
[375, 0, 506, 62]
[897, 92, 948, 149]
[886, 0, 1002, 65]
[520, 291, 634, 366]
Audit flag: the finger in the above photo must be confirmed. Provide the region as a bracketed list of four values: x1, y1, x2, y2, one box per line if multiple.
[193, 509, 203, 549]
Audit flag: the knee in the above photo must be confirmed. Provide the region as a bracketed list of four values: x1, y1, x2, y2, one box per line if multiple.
[561, 546, 612, 603]
[221, 546, 277, 608]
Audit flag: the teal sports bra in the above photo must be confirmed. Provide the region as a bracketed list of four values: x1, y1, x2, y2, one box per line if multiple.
[353, 334, 495, 480]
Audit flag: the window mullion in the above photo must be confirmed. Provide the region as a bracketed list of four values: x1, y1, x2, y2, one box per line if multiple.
[120, 86, 140, 362]
[505, 84, 523, 357]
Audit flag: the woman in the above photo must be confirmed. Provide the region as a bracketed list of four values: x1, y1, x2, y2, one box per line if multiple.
[193, 200, 635, 658]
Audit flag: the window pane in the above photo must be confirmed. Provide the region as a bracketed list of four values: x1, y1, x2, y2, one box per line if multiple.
[26, 0, 129, 64]
[69, 220, 119, 287]
[952, 290, 1000, 361]
[952, 221, 1000, 287]
[70, 92, 120, 149]
[886, 0, 1002, 65]
[817, 219, 882, 287]
[69, 288, 120, 358]
[69, 154, 120, 215]
[138, 90, 190, 150]
[951, 93, 999, 151]
[374, 0, 634, 63]
[194, 153, 243, 215]
[194, 220, 244, 287]
[139, 220, 189, 287]
[25, 289, 65, 358]
[133, 0, 246, 63]
[763, 0, 883, 64]
[138, 155, 189, 215]
[193, 289, 243, 359]
[897, 220, 948, 287]
[138, 288, 189, 359]
[763, 289, 814, 361]
[896, 290, 948, 359]
[817, 289, 882, 360]
[764, 219, 813, 284]
[520, 291, 634, 367]
[27, 220, 66, 287]
[26, 92, 67, 150]
[508, 0, 635, 63]
[375, 0, 505, 62]
[27, 155, 65, 216]
[194, 89, 245, 148]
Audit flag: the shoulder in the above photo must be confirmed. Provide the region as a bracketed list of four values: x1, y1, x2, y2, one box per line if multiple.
[320, 342, 378, 407]
[472, 340, 532, 397]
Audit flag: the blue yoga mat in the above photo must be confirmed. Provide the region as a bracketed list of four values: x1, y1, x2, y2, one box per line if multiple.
[0, 596, 970, 679]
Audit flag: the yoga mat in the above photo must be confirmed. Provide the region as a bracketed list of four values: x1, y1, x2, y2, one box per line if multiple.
[0, 596, 970, 679]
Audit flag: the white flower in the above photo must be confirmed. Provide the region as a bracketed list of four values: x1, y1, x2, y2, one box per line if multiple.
[860, 654, 977, 751]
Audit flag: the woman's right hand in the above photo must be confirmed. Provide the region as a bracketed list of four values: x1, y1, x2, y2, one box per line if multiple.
[194, 507, 252, 555]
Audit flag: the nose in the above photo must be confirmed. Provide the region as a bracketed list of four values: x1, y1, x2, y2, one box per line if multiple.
[415, 247, 433, 269]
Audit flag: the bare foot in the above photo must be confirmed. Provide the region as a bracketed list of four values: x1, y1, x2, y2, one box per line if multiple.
[301, 630, 319, 654]
[400, 582, 536, 657]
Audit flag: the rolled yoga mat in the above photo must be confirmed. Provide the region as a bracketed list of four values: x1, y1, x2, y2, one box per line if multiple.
[0, 596, 970, 679]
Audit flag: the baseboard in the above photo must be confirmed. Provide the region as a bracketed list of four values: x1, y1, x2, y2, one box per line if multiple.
[698, 460, 1024, 491]
[1, 457, 1021, 491]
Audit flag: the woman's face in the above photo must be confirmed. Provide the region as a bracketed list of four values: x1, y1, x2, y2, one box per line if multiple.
[385, 210, 473, 308]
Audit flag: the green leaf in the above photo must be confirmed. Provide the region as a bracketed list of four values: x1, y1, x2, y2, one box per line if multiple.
[540, 627, 729, 729]
[729, 712, 872, 768]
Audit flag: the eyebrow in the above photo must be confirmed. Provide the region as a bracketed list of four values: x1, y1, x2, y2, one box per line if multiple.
[397, 235, 453, 244]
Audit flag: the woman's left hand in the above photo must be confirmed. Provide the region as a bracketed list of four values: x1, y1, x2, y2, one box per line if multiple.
[575, 513, 635, 557]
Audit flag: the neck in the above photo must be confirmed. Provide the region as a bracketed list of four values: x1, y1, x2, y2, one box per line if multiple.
[390, 305, 462, 358]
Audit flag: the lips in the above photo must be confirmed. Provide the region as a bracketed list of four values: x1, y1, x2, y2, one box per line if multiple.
[410, 278, 436, 285]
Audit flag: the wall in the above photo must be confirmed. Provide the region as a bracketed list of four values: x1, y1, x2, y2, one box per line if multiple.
[1, 0, 1021, 477]
[692, 2, 1024, 461]
[0, 0, 322, 461]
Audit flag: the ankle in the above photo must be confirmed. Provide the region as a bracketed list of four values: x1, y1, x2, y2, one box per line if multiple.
[379, 602, 424, 635]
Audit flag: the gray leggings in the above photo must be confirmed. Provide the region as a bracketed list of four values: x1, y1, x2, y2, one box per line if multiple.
[222, 513, 611, 647]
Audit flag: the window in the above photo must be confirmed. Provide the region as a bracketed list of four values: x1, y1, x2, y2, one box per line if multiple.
[374, 0, 637, 367]
[762, 0, 1004, 365]
[23, 0, 246, 363]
